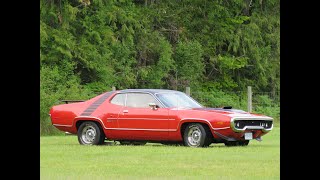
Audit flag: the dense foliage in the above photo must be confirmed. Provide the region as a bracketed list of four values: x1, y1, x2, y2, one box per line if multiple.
[40, 0, 280, 135]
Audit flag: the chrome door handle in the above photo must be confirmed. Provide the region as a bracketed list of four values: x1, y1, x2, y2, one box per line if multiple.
[123, 110, 128, 113]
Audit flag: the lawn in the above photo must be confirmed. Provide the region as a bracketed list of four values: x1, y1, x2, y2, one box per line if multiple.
[40, 127, 280, 179]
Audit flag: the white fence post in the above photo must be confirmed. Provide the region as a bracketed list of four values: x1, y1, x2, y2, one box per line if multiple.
[112, 86, 116, 91]
[186, 87, 190, 96]
[247, 86, 252, 113]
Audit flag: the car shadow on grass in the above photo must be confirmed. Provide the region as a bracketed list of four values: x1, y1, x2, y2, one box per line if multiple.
[99, 141, 274, 148]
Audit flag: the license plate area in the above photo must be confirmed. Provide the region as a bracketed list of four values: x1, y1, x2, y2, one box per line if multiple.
[244, 132, 253, 140]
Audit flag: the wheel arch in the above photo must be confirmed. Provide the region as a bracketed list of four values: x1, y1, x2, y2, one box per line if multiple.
[74, 116, 106, 132]
[179, 119, 214, 139]
[76, 118, 106, 145]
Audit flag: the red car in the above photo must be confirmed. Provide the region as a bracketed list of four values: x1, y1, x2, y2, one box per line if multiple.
[49, 89, 273, 147]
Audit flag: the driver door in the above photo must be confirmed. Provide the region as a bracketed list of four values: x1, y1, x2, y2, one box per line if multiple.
[117, 93, 169, 140]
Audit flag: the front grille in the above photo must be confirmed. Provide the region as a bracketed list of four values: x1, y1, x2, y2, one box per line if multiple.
[234, 120, 273, 129]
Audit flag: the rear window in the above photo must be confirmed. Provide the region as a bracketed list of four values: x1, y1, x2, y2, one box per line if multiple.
[110, 93, 126, 106]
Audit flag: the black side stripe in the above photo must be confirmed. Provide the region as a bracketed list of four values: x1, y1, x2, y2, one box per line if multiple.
[80, 91, 113, 116]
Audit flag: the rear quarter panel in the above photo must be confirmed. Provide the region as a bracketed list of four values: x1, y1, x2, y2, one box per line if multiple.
[49, 93, 111, 133]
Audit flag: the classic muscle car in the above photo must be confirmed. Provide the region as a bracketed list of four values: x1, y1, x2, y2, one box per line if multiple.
[49, 89, 273, 147]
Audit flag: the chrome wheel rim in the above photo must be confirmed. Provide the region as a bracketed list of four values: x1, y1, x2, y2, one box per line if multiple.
[81, 125, 96, 144]
[187, 126, 201, 146]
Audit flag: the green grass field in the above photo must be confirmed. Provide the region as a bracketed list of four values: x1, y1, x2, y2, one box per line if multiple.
[40, 127, 280, 179]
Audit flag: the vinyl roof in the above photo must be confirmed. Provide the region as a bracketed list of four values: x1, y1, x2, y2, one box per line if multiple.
[117, 89, 182, 95]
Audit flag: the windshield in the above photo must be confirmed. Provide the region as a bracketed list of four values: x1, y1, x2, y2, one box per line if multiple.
[156, 92, 203, 108]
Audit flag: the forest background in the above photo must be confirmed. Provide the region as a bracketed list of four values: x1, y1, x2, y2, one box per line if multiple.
[40, 0, 279, 135]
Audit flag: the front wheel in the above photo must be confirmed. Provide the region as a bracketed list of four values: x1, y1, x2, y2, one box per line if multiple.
[77, 121, 105, 145]
[183, 123, 211, 147]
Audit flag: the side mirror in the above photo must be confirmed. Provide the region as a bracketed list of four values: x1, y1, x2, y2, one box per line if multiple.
[148, 103, 158, 110]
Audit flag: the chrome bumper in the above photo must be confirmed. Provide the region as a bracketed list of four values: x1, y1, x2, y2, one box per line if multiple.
[230, 117, 274, 133]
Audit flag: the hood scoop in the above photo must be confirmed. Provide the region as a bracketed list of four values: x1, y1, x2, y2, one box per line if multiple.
[223, 106, 232, 109]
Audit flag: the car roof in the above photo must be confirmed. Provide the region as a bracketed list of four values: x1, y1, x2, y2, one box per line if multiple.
[117, 89, 182, 95]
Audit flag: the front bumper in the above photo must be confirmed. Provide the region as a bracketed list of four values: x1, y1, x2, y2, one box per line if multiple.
[211, 116, 274, 142]
[213, 129, 265, 142]
[230, 117, 274, 133]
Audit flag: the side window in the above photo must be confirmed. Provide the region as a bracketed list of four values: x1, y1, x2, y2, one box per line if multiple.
[126, 93, 158, 108]
[110, 94, 126, 106]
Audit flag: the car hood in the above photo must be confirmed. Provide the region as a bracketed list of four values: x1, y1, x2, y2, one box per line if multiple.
[192, 107, 247, 114]
[173, 107, 272, 119]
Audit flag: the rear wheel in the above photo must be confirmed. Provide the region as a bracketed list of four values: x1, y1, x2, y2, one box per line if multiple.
[77, 121, 105, 145]
[183, 123, 211, 147]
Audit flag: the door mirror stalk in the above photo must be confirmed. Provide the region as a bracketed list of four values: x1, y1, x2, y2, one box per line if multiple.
[148, 103, 159, 110]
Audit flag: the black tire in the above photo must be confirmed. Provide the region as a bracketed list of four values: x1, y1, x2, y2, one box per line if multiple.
[183, 123, 210, 147]
[224, 140, 249, 147]
[239, 140, 249, 146]
[224, 141, 238, 146]
[77, 121, 105, 145]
